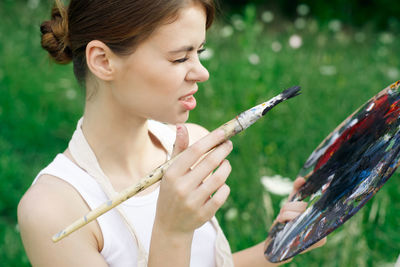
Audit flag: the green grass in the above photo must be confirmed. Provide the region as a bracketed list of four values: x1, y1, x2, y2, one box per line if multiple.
[1, 2, 399, 267]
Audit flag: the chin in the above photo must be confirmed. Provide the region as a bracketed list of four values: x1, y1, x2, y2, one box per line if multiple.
[171, 112, 190, 125]
[151, 111, 189, 125]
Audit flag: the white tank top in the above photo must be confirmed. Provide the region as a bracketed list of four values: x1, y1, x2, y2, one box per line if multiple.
[33, 119, 232, 267]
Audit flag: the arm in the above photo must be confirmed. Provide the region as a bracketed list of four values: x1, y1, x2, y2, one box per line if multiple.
[164, 124, 325, 266]
[233, 242, 281, 267]
[148, 124, 232, 267]
[184, 124, 282, 266]
[18, 175, 108, 267]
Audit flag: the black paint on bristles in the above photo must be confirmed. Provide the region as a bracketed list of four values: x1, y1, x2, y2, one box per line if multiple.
[281, 85, 301, 100]
[261, 86, 302, 116]
[262, 105, 274, 116]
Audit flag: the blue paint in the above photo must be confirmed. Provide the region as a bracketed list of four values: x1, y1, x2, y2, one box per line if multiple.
[265, 80, 400, 262]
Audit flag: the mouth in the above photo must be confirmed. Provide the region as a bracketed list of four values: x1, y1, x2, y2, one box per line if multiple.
[179, 89, 198, 111]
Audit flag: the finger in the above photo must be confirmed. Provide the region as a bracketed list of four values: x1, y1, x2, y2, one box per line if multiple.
[171, 124, 189, 158]
[312, 237, 327, 248]
[167, 129, 227, 177]
[289, 176, 306, 200]
[300, 237, 327, 254]
[276, 210, 302, 223]
[201, 184, 230, 220]
[184, 140, 232, 189]
[194, 159, 231, 204]
[280, 201, 308, 214]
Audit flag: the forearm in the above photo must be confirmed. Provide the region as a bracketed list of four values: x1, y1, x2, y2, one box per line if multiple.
[148, 222, 194, 267]
[233, 241, 283, 267]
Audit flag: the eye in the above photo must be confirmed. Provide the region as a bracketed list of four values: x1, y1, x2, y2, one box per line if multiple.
[173, 57, 189, 63]
[197, 48, 206, 55]
[172, 48, 206, 63]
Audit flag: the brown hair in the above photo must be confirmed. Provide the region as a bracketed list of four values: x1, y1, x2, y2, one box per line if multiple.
[40, 0, 215, 85]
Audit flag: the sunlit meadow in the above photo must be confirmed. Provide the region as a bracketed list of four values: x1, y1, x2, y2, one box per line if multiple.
[1, 1, 399, 266]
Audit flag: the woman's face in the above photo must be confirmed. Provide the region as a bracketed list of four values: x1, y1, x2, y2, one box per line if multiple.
[110, 3, 209, 124]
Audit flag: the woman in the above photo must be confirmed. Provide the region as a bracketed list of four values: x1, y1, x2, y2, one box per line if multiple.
[18, 0, 324, 266]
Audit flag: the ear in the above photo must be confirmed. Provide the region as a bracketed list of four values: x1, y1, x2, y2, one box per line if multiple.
[86, 40, 116, 81]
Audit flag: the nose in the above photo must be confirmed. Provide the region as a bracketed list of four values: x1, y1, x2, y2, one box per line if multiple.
[186, 58, 209, 83]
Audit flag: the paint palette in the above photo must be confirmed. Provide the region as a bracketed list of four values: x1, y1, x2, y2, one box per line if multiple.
[264, 80, 400, 263]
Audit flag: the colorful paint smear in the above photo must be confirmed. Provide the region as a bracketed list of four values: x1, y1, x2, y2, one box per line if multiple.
[265, 80, 400, 263]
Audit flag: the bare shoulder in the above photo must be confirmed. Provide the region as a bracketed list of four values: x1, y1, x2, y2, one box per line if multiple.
[18, 175, 86, 223]
[18, 175, 85, 224]
[18, 175, 106, 266]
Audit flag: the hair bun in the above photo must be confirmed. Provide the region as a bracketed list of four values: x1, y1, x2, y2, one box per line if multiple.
[40, 4, 72, 64]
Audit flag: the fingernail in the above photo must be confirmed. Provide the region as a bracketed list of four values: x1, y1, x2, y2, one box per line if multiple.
[217, 129, 225, 138]
[226, 140, 233, 148]
[176, 124, 183, 135]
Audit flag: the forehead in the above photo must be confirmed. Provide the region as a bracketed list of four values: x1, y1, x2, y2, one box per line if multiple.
[145, 4, 207, 49]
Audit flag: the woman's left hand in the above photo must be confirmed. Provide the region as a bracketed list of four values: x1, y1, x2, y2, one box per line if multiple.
[274, 176, 307, 224]
[271, 177, 326, 255]
[234, 177, 326, 267]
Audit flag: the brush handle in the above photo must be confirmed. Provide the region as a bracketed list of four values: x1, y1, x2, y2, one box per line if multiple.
[53, 86, 301, 242]
[52, 118, 242, 242]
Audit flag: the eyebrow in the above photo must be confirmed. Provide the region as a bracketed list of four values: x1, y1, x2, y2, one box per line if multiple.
[168, 40, 206, 54]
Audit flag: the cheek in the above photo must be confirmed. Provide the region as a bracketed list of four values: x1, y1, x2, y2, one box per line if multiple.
[113, 60, 188, 120]
[126, 60, 185, 97]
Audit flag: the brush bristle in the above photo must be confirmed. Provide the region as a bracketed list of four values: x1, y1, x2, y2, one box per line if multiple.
[261, 85, 302, 116]
[281, 86, 301, 100]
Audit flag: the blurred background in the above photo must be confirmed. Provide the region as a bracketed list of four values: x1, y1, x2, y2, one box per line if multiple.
[1, 0, 399, 266]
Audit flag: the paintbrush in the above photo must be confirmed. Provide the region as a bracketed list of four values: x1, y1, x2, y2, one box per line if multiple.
[52, 85, 301, 242]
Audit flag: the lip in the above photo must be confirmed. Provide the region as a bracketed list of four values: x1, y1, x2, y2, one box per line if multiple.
[178, 87, 198, 100]
[179, 87, 198, 111]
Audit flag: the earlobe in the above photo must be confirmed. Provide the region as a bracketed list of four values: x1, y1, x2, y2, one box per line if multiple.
[86, 40, 115, 81]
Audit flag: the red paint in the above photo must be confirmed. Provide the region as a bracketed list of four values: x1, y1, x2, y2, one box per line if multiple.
[314, 94, 391, 171]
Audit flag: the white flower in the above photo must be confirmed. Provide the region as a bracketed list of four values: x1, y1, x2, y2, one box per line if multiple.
[59, 78, 77, 99]
[66, 89, 77, 100]
[271, 41, 282, 52]
[294, 18, 307, 30]
[59, 78, 73, 88]
[199, 48, 213, 60]
[232, 15, 245, 31]
[328, 19, 342, 32]
[261, 11, 274, 23]
[387, 67, 399, 80]
[379, 32, 394, 44]
[319, 65, 337, 76]
[289, 34, 302, 49]
[261, 175, 294, 196]
[225, 207, 238, 221]
[28, 0, 40, 9]
[248, 53, 260, 65]
[297, 4, 310, 16]
[335, 32, 350, 45]
[220, 25, 233, 38]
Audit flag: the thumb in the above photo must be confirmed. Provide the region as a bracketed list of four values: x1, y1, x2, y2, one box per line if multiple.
[171, 124, 189, 158]
[289, 176, 306, 200]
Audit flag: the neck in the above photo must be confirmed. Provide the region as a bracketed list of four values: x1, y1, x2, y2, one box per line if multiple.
[80, 90, 167, 188]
